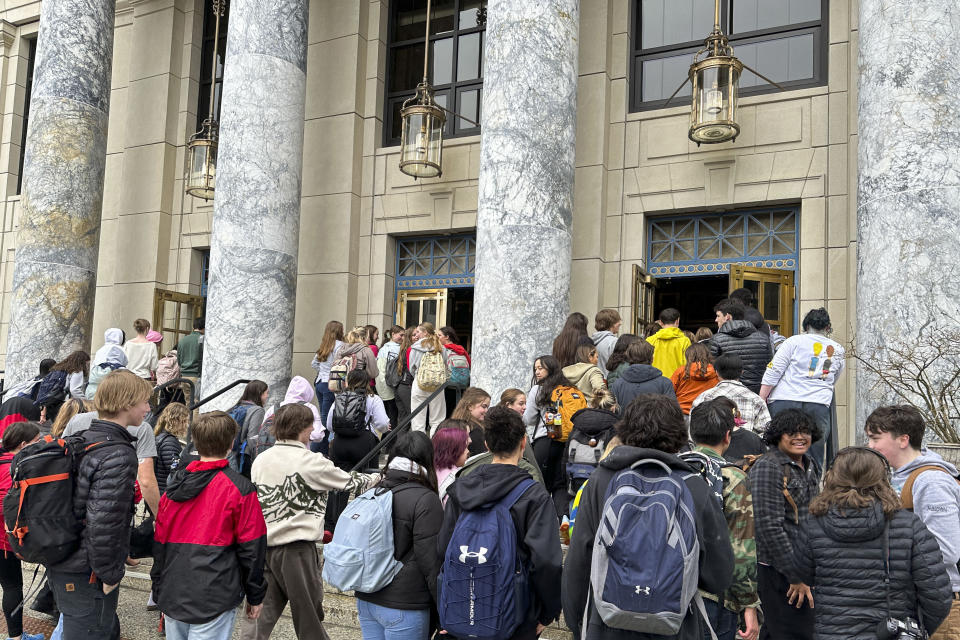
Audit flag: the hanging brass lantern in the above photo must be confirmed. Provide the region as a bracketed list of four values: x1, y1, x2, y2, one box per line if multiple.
[664, 0, 783, 146]
[185, 119, 218, 200]
[399, 83, 446, 179]
[397, 0, 476, 179]
[689, 33, 743, 144]
[185, 0, 226, 200]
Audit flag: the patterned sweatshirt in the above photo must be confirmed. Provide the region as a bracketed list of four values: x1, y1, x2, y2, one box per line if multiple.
[251, 440, 377, 547]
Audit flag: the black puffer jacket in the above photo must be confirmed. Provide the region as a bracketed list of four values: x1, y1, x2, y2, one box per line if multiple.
[610, 364, 677, 412]
[794, 502, 952, 639]
[709, 320, 773, 392]
[356, 470, 444, 610]
[49, 420, 138, 586]
[154, 430, 183, 494]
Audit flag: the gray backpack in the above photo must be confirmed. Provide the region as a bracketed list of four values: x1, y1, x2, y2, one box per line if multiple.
[322, 487, 403, 593]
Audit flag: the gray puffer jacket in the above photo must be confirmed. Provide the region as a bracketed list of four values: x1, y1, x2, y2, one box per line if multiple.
[708, 320, 772, 392]
[793, 501, 953, 639]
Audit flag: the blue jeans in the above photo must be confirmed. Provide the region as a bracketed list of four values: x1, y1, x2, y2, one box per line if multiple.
[702, 598, 739, 640]
[314, 383, 336, 455]
[165, 608, 236, 640]
[356, 600, 430, 640]
[768, 399, 832, 472]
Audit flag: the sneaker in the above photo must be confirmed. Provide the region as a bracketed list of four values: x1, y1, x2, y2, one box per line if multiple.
[21, 633, 46, 640]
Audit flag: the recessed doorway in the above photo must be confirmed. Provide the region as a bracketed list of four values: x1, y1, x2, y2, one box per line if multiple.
[653, 275, 728, 334]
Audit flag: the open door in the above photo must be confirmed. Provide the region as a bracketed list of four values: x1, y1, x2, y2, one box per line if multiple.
[729, 265, 794, 337]
[631, 265, 657, 335]
[396, 288, 448, 328]
[153, 288, 205, 353]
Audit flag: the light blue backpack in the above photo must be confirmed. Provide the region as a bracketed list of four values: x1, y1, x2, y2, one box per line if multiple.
[322, 487, 403, 593]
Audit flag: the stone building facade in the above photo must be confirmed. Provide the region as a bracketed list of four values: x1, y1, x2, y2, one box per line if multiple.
[0, 0, 953, 446]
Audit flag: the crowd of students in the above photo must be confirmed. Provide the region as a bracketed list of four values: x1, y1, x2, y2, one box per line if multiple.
[0, 295, 956, 640]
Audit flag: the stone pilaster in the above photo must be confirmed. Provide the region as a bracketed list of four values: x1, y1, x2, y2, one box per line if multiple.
[201, 0, 308, 408]
[470, 0, 579, 396]
[5, 0, 115, 383]
[856, 0, 960, 426]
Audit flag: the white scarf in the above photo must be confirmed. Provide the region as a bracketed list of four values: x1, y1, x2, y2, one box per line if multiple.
[387, 456, 424, 477]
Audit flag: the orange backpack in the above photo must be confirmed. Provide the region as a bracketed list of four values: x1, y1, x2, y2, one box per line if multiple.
[543, 386, 587, 442]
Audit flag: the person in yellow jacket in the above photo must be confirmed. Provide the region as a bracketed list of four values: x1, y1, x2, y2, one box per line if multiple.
[646, 308, 691, 377]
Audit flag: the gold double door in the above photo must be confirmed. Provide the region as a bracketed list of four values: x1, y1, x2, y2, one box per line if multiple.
[633, 264, 795, 336]
[395, 289, 447, 328]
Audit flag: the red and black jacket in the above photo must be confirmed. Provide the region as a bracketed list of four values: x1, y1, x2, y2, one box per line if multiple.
[151, 459, 267, 624]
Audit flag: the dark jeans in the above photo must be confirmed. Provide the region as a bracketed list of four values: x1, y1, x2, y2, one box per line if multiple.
[324, 431, 380, 532]
[532, 437, 570, 520]
[0, 553, 24, 637]
[768, 399, 832, 472]
[702, 598, 739, 640]
[383, 398, 399, 431]
[395, 382, 412, 425]
[757, 564, 814, 640]
[49, 570, 121, 640]
[314, 383, 337, 456]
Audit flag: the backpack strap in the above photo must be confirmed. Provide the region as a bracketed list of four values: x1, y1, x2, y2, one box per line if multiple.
[500, 477, 536, 511]
[901, 465, 960, 510]
[781, 462, 800, 525]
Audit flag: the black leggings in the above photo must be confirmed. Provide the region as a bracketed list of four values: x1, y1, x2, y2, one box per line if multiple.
[324, 431, 380, 532]
[532, 437, 570, 521]
[0, 552, 24, 637]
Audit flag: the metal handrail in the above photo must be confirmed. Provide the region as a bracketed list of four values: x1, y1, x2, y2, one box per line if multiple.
[350, 382, 448, 472]
[151, 377, 251, 445]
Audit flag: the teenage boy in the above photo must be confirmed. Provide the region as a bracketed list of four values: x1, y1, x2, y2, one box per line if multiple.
[439, 406, 563, 640]
[176, 316, 205, 405]
[47, 370, 151, 640]
[240, 403, 379, 640]
[709, 300, 772, 393]
[592, 308, 622, 376]
[692, 353, 769, 434]
[689, 400, 760, 640]
[749, 409, 821, 640]
[866, 405, 960, 637]
[152, 411, 267, 639]
[647, 308, 691, 377]
[563, 394, 733, 640]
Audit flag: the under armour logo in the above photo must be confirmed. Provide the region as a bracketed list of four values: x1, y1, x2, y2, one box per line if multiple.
[459, 546, 488, 564]
[635, 586, 651, 596]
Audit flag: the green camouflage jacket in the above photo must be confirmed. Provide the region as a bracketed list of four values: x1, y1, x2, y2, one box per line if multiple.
[695, 445, 760, 613]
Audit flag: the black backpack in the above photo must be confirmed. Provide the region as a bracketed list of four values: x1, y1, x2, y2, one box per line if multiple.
[34, 370, 68, 407]
[383, 352, 402, 389]
[332, 391, 367, 437]
[4, 434, 131, 565]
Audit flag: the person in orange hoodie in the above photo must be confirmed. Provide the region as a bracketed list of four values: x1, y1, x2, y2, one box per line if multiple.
[671, 342, 719, 417]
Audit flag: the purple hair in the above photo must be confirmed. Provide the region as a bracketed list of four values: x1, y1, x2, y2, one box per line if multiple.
[432, 427, 470, 470]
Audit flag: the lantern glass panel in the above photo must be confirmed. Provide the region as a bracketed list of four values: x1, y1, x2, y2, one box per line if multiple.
[690, 60, 741, 143]
[400, 107, 445, 178]
[186, 141, 216, 200]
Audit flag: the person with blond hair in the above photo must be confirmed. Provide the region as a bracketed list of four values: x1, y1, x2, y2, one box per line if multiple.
[407, 322, 446, 433]
[450, 387, 491, 455]
[793, 447, 953, 639]
[48, 370, 152, 640]
[50, 397, 95, 438]
[153, 402, 189, 494]
[332, 325, 380, 385]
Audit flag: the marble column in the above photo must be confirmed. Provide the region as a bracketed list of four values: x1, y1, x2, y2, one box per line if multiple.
[856, 0, 960, 427]
[201, 0, 307, 409]
[470, 0, 579, 396]
[5, 0, 115, 383]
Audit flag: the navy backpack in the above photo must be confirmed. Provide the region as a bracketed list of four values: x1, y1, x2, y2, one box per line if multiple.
[438, 477, 535, 639]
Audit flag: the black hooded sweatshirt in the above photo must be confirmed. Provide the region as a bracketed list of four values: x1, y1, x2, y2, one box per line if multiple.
[439, 463, 563, 635]
[562, 445, 734, 640]
[610, 364, 677, 411]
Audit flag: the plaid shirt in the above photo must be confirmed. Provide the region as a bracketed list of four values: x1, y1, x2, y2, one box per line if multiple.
[692, 380, 771, 434]
[748, 448, 819, 582]
[695, 446, 760, 612]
